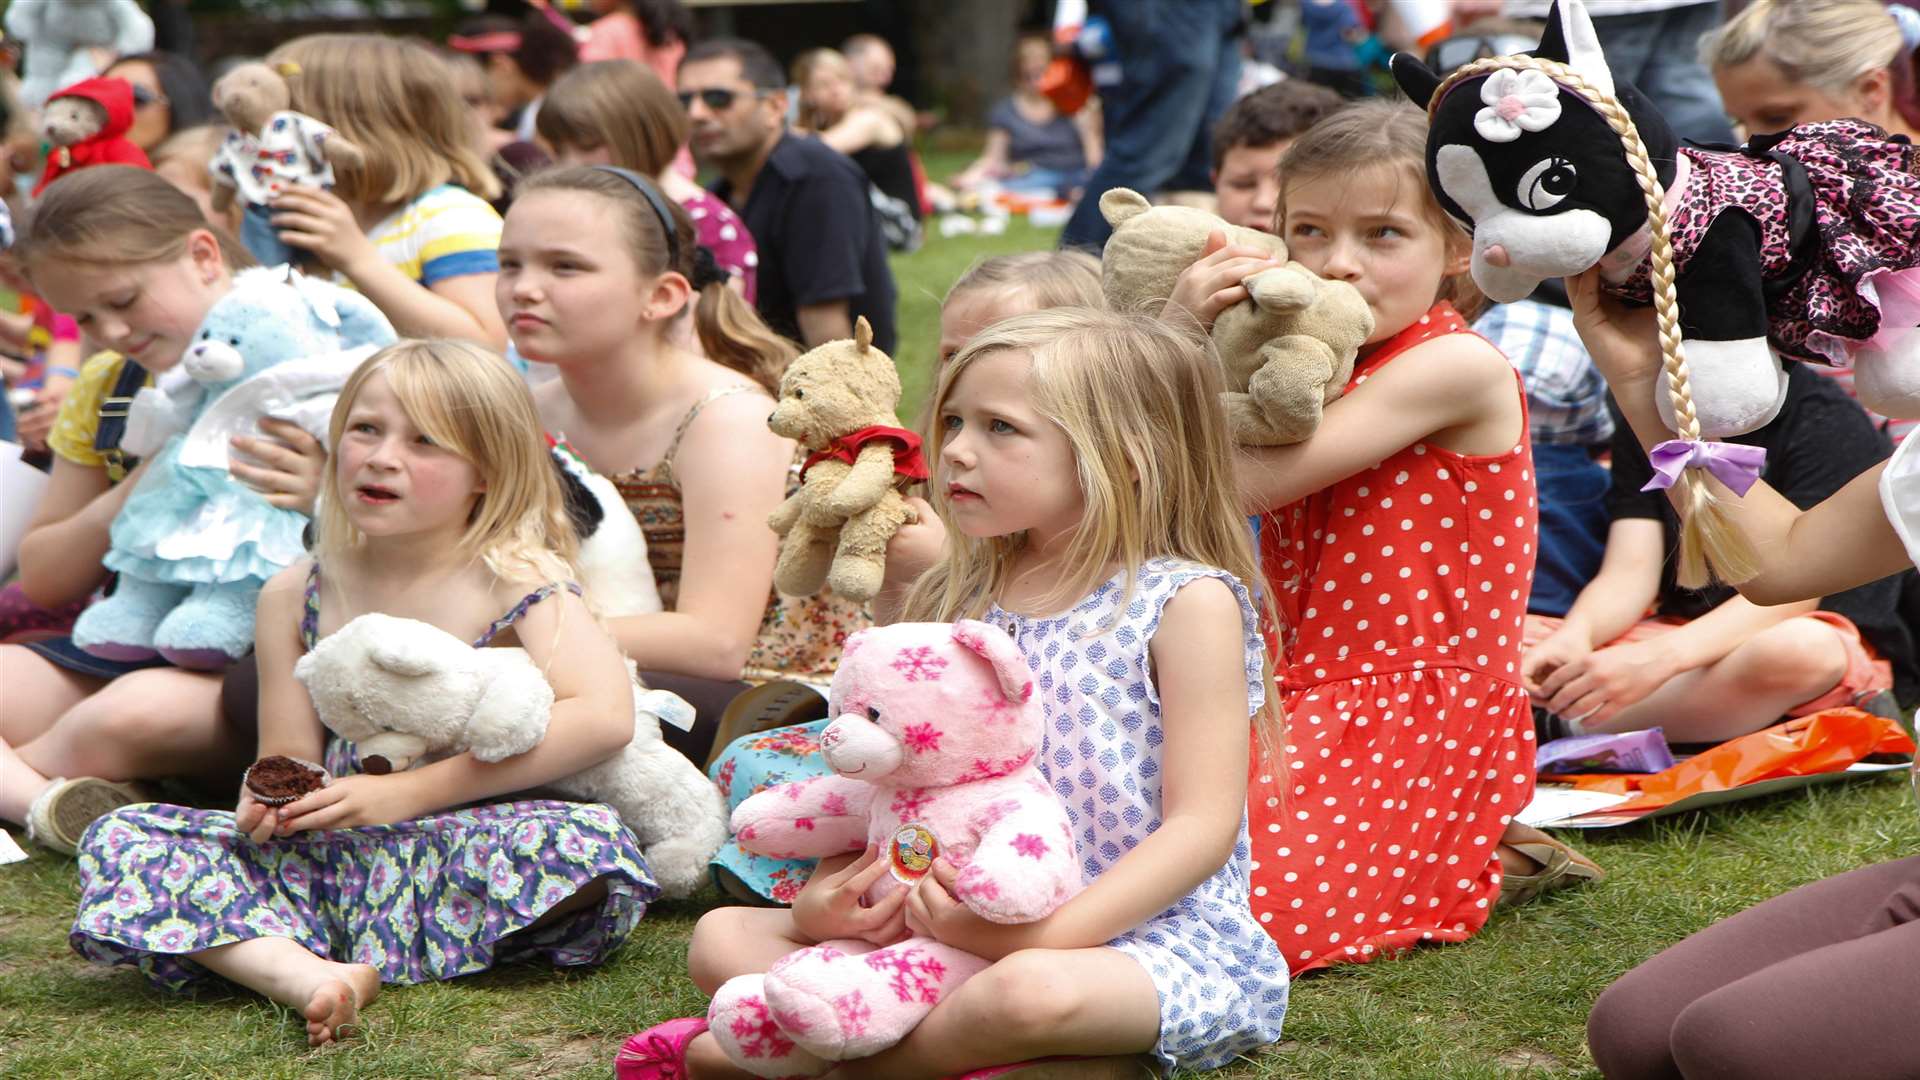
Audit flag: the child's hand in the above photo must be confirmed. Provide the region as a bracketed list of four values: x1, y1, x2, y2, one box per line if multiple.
[904, 859, 1036, 961]
[1520, 625, 1592, 697]
[230, 417, 327, 514]
[1533, 640, 1674, 728]
[883, 496, 944, 590]
[273, 773, 426, 834]
[1566, 268, 1663, 390]
[233, 788, 280, 845]
[792, 844, 911, 944]
[269, 185, 379, 276]
[1160, 229, 1284, 333]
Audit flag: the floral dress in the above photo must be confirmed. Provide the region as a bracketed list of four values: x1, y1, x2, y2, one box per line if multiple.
[67, 568, 658, 991]
[1246, 302, 1538, 973]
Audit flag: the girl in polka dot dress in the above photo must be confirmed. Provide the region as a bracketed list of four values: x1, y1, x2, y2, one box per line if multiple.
[646, 308, 1289, 1079]
[1228, 100, 1539, 973]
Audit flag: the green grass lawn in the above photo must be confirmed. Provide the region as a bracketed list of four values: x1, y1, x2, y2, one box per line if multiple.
[5, 190, 1918, 1079]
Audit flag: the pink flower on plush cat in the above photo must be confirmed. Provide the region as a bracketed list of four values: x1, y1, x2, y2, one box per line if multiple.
[705, 620, 1083, 1078]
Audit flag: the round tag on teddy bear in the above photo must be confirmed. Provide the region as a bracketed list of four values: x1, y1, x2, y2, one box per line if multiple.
[888, 822, 940, 883]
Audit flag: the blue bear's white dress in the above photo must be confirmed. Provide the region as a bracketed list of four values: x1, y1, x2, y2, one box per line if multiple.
[986, 557, 1289, 1072]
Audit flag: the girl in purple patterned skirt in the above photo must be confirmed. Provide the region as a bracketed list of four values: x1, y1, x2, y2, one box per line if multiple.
[69, 340, 658, 1046]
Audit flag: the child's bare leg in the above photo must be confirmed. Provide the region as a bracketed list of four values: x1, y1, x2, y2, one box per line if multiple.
[687, 1033, 764, 1079]
[687, 906, 869, 995]
[191, 937, 380, 1047]
[830, 947, 1160, 1078]
[1587, 618, 1850, 743]
[16, 667, 238, 786]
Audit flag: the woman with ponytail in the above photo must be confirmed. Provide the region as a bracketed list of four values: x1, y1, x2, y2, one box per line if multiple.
[537, 59, 757, 301]
[498, 164, 861, 765]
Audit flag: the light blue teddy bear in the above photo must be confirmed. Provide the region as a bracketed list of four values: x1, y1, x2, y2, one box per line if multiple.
[72, 266, 395, 669]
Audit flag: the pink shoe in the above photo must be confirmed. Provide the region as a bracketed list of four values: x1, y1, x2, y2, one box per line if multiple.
[616, 1017, 709, 1080]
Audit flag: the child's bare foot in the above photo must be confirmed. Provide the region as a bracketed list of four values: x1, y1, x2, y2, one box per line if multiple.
[299, 961, 380, 1047]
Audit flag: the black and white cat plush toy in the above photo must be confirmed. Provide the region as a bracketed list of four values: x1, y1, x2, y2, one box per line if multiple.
[1392, 0, 1920, 446]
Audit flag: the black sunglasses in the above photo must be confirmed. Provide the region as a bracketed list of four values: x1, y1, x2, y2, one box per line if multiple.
[1424, 34, 1539, 78]
[677, 86, 763, 112]
[131, 84, 168, 108]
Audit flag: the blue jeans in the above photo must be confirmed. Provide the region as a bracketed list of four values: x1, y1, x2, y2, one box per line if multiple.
[1059, 0, 1243, 250]
[1527, 442, 1610, 617]
[1591, 1, 1735, 146]
[240, 202, 300, 270]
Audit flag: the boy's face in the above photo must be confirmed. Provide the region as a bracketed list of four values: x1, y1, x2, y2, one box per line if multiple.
[1213, 139, 1290, 233]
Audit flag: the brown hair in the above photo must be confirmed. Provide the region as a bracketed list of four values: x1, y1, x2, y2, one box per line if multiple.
[537, 60, 687, 176]
[20, 165, 256, 274]
[515, 165, 795, 390]
[1278, 99, 1484, 319]
[268, 34, 501, 206]
[1210, 79, 1347, 172]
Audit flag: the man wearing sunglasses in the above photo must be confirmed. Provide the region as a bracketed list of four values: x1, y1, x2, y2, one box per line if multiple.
[678, 38, 897, 354]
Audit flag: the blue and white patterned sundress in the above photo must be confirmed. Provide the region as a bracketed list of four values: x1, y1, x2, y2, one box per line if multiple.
[68, 568, 659, 992]
[986, 558, 1290, 1072]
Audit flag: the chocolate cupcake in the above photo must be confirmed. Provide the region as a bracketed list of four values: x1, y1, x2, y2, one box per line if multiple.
[243, 755, 328, 806]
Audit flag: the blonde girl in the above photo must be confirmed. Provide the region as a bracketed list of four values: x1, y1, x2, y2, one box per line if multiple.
[498, 165, 855, 766]
[260, 35, 508, 349]
[68, 340, 655, 1048]
[1202, 100, 1554, 970]
[633, 308, 1288, 1079]
[792, 47, 921, 245]
[0, 167, 285, 853]
[537, 59, 759, 301]
[701, 247, 1104, 907]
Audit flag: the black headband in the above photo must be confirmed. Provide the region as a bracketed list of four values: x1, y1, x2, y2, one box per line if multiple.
[590, 165, 681, 270]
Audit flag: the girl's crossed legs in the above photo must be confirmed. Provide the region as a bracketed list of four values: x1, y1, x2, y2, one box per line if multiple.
[684, 907, 1160, 1078]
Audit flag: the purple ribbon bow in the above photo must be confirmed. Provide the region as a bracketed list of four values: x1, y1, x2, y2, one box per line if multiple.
[1639, 439, 1767, 496]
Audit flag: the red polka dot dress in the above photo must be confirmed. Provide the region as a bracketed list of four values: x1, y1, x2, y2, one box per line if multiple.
[1247, 302, 1538, 974]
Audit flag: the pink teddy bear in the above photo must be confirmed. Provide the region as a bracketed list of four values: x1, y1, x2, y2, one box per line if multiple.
[708, 620, 1082, 1077]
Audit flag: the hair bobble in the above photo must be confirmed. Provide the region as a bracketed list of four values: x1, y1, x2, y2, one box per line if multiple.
[275, 60, 302, 77]
[689, 245, 730, 290]
[1895, 3, 1920, 52]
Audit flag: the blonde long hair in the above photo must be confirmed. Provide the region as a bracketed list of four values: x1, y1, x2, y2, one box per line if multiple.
[267, 35, 501, 205]
[899, 307, 1281, 748]
[1700, 0, 1915, 122]
[316, 340, 576, 586]
[942, 250, 1103, 311]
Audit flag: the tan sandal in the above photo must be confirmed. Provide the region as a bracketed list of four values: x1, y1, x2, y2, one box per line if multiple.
[705, 681, 830, 769]
[23, 777, 151, 856]
[1497, 822, 1604, 906]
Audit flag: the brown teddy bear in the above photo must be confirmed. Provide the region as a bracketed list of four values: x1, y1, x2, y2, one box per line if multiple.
[767, 317, 924, 603]
[208, 62, 364, 270]
[1100, 188, 1374, 445]
[31, 75, 151, 196]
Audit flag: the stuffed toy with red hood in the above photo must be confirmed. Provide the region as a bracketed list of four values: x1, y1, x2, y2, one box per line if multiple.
[32, 75, 151, 197]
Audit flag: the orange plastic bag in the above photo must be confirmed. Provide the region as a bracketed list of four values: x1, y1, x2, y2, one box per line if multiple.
[1540, 707, 1915, 813]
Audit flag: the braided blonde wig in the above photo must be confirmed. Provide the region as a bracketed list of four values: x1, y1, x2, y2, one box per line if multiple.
[1428, 55, 1760, 587]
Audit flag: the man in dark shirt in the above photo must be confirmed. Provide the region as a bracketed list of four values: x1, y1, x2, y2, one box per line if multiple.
[1522, 364, 1918, 742]
[678, 38, 898, 354]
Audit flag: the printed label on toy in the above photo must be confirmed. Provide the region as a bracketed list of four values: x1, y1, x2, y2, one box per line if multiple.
[888, 822, 940, 883]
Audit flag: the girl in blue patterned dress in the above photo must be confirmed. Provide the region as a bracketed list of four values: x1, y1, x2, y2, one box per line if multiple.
[70, 340, 658, 1047]
[641, 308, 1288, 1078]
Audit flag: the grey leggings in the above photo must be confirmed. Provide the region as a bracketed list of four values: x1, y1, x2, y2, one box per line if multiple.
[1587, 854, 1920, 1079]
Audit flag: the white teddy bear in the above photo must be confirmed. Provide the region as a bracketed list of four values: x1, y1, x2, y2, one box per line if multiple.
[294, 612, 727, 899]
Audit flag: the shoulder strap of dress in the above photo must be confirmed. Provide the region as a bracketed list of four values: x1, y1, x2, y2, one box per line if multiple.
[664, 384, 767, 473]
[300, 563, 322, 652]
[472, 581, 586, 648]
